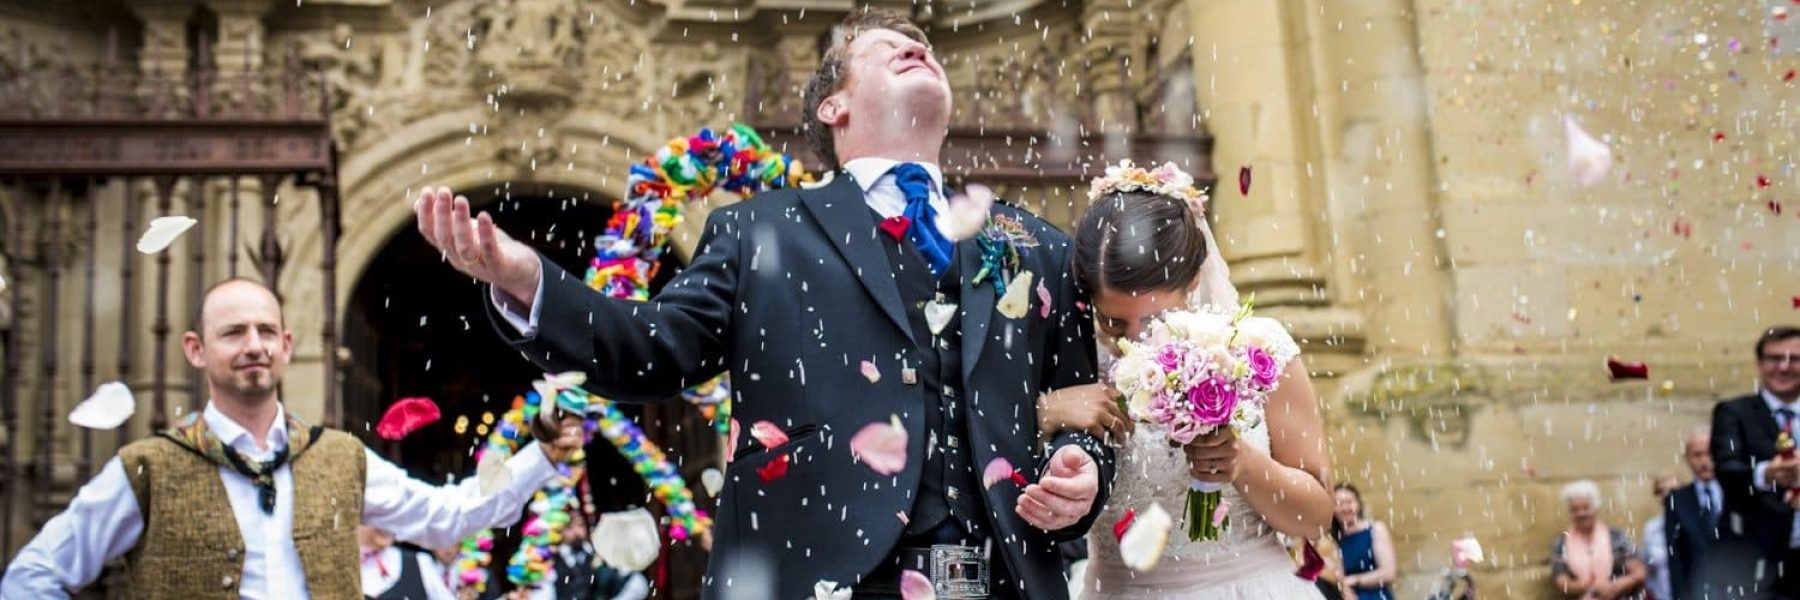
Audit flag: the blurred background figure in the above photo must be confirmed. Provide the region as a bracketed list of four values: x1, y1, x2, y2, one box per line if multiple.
[1551, 480, 1646, 599]
[360, 525, 456, 600]
[1666, 428, 1728, 600]
[1640, 473, 1680, 600]
[523, 510, 649, 600]
[1333, 483, 1396, 600]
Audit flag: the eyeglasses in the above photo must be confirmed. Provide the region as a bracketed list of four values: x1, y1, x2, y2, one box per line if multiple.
[1762, 353, 1799, 366]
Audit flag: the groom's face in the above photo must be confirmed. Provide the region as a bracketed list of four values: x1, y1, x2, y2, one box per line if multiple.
[828, 29, 952, 127]
[1093, 286, 1190, 350]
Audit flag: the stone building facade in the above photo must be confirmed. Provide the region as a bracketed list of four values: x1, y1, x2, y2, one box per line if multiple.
[1, 0, 1797, 597]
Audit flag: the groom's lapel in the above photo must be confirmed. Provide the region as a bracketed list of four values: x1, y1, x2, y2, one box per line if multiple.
[958, 236, 994, 382]
[799, 172, 916, 345]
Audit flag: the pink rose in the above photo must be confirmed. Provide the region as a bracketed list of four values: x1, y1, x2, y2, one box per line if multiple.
[1248, 347, 1279, 389]
[1168, 416, 1204, 445]
[1155, 345, 1185, 372]
[1188, 376, 1238, 427]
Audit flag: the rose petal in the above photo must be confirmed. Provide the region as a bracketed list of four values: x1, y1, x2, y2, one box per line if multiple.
[1757, 174, 1773, 188]
[879, 215, 912, 241]
[900, 569, 936, 600]
[814, 580, 853, 600]
[594, 508, 661, 571]
[68, 381, 135, 430]
[1792, 295, 1800, 309]
[996, 271, 1036, 319]
[726, 418, 741, 463]
[1565, 115, 1614, 187]
[861, 360, 882, 384]
[850, 415, 909, 475]
[1211, 499, 1231, 527]
[1119, 502, 1174, 572]
[375, 397, 440, 441]
[701, 468, 724, 497]
[476, 450, 511, 497]
[750, 420, 789, 449]
[1452, 536, 1486, 567]
[982, 457, 1017, 490]
[756, 453, 791, 483]
[135, 216, 198, 254]
[1111, 508, 1137, 542]
[1237, 165, 1252, 196]
[1606, 356, 1649, 381]
[1295, 539, 1326, 581]
[937, 184, 995, 242]
[1036, 279, 1052, 319]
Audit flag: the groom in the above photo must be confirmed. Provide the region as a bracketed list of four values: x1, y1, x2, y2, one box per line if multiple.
[413, 9, 1111, 599]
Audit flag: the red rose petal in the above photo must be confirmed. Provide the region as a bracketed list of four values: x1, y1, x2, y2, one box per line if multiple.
[1770, 200, 1785, 216]
[1295, 539, 1326, 582]
[376, 397, 441, 441]
[1010, 471, 1029, 487]
[756, 453, 791, 483]
[1606, 356, 1649, 381]
[879, 216, 912, 242]
[1791, 295, 1799, 309]
[1713, 132, 1727, 142]
[1237, 165, 1252, 196]
[1786, 69, 1797, 82]
[1112, 509, 1138, 542]
[1758, 174, 1773, 188]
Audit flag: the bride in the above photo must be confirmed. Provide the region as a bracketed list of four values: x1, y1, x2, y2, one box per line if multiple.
[1037, 161, 1335, 598]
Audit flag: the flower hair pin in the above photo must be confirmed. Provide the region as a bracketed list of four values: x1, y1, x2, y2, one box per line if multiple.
[1088, 159, 1210, 217]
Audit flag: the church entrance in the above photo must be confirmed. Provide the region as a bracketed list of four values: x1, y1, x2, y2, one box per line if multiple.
[339, 185, 715, 596]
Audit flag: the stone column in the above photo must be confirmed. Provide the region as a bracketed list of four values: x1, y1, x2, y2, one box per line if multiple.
[129, 1, 200, 118]
[1081, 0, 1140, 160]
[206, 0, 273, 116]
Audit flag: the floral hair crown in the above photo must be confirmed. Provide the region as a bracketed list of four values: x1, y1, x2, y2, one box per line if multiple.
[1087, 159, 1210, 217]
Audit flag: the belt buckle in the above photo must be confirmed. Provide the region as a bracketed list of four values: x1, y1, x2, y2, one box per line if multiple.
[929, 544, 989, 599]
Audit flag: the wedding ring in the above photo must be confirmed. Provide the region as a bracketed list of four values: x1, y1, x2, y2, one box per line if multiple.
[1209, 465, 1220, 475]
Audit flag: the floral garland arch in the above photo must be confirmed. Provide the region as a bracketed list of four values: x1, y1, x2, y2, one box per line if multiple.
[453, 124, 810, 591]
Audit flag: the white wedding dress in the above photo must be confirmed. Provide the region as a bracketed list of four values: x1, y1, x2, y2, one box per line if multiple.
[1082, 316, 1323, 599]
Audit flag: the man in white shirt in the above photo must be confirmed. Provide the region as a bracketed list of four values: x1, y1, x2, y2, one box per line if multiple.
[1709, 325, 1800, 597]
[1, 279, 587, 599]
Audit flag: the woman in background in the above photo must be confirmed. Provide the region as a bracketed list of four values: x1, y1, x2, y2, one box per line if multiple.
[1334, 483, 1397, 600]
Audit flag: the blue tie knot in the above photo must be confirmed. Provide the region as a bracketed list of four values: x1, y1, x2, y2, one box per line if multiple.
[887, 162, 952, 278]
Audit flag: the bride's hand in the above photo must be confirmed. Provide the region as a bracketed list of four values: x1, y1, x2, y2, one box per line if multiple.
[1037, 384, 1133, 444]
[1184, 428, 1241, 484]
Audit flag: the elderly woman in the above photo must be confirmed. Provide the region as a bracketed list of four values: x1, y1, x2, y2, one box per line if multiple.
[1552, 480, 1648, 599]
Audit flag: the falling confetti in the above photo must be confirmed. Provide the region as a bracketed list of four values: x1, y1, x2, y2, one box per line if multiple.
[1771, 200, 1785, 216]
[1452, 536, 1486, 568]
[726, 418, 741, 463]
[476, 450, 511, 497]
[1791, 295, 1799, 309]
[1119, 502, 1174, 572]
[938, 184, 996, 242]
[1112, 508, 1137, 541]
[1036, 279, 1053, 319]
[135, 216, 198, 254]
[1565, 115, 1614, 187]
[860, 360, 882, 384]
[593, 508, 661, 571]
[67, 382, 135, 430]
[924, 300, 956, 336]
[375, 397, 441, 441]
[1237, 165, 1252, 196]
[982, 457, 1026, 489]
[750, 421, 788, 449]
[1758, 175, 1773, 188]
[848, 415, 908, 475]
[1605, 356, 1649, 381]
[997, 271, 1036, 319]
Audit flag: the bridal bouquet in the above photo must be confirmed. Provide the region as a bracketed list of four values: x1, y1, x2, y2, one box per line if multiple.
[1107, 298, 1282, 541]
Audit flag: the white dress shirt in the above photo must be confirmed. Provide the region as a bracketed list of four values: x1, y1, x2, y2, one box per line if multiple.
[360, 544, 456, 600]
[493, 158, 949, 336]
[2, 401, 556, 599]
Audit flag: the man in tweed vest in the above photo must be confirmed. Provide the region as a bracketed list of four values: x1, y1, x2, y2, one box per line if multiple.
[2, 279, 587, 599]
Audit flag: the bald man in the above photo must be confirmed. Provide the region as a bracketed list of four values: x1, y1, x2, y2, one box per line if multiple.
[2, 279, 587, 599]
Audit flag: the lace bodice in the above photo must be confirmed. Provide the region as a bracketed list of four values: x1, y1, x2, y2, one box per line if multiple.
[1085, 317, 1317, 598]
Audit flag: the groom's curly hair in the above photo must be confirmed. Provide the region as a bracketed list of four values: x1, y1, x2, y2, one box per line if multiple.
[800, 9, 930, 171]
[1072, 191, 1208, 297]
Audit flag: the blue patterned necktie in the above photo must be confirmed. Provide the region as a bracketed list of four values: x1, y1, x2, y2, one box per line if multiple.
[890, 162, 953, 278]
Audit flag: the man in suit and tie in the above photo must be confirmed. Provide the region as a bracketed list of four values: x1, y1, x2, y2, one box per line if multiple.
[1666, 429, 1728, 599]
[1711, 326, 1800, 598]
[412, 9, 1115, 599]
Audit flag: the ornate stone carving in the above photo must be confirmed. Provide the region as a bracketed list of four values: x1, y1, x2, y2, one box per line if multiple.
[297, 24, 383, 147]
[1345, 364, 1486, 451]
[473, 0, 585, 108]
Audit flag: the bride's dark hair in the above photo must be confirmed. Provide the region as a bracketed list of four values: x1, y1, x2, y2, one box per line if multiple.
[1072, 190, 1208, 296]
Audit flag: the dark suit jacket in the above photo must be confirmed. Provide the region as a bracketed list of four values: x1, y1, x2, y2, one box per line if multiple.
[486, 173, 1114, 600]
[1711, 393, 1794, 590]
[1665, 483, 1729, 599]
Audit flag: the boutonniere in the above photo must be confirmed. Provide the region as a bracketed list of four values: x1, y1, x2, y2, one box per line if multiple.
[970, 213, 1038, 290]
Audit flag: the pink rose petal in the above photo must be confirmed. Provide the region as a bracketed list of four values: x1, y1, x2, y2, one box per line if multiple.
[1036, 279, 1052, 319]
[850, 415, 909, 475]
[900, 569, 936, 600]
[726, 418, 741, 463]
[860, 360, 881, 384]
[1211, 499, 1231, 527]
[982, 457, 1017, 490]
[1565, 115, 1613, 187]
[750, 420, 788, 449]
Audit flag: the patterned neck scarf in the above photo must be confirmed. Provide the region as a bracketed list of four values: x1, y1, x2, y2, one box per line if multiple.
[160, 410, 321, 515]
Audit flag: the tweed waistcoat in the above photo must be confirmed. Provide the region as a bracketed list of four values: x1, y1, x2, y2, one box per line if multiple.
[117, 428, 366, 599]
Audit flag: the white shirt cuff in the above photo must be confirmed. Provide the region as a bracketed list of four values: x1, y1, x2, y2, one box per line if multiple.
[508, 441, 559, 492]
[490, 279, 545, 337]
[1757, 461, 1776, 492]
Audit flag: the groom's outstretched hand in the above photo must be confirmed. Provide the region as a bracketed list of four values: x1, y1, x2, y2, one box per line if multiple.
[414, 186, 543, 309]
[1016, 445, 1099, 531]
